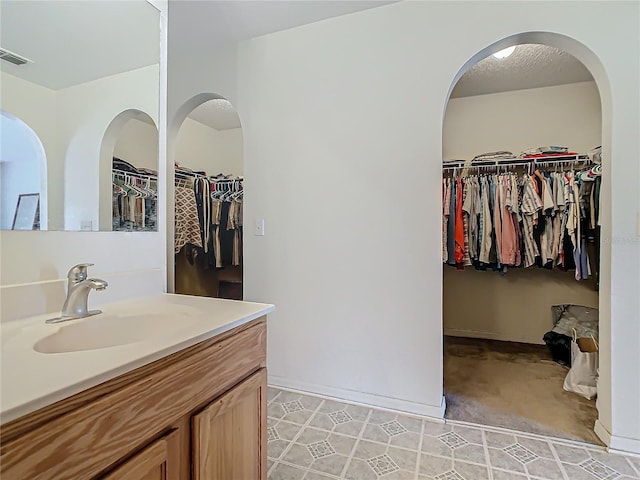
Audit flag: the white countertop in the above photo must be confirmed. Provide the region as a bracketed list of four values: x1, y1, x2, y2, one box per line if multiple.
[0, 293, 274, 425]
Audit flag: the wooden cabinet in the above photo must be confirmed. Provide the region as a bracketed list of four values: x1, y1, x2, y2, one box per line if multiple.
[193, 369, 267, 480]
[0, 318, 267, 480]
[100, 431, 179, 480]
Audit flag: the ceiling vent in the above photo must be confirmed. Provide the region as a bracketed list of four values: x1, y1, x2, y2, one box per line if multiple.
[0, 48, 33, 66]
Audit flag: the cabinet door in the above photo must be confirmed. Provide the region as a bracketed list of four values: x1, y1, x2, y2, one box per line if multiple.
[100, 430, 179, 480]
[193, 368, 267, 480]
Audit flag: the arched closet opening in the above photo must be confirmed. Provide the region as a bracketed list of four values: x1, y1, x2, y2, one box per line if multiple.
[172, 96, 244, 299]
[100, 109, 159, 231]
[441, 42, 604, 445]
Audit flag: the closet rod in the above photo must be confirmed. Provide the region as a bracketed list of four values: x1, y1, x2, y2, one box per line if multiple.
[442, 154, 591, 171]
[112, 170, 157, 181]
[174, 170, 242, 182]
[175, 170, 207, 179]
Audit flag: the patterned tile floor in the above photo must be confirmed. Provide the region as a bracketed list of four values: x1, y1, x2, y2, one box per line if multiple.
[267, 387, 640, 480]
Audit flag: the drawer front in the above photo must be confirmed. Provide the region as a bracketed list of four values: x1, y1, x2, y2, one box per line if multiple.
[0, 320, 266, 480]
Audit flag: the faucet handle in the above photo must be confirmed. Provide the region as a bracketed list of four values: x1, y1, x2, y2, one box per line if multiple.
[67, 263, 94, 282]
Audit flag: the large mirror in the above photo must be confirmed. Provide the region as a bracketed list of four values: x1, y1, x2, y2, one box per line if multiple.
[0, 0, 160, 231]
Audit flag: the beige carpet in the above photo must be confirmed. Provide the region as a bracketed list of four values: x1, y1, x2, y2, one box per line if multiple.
[444, 336, 602, 445]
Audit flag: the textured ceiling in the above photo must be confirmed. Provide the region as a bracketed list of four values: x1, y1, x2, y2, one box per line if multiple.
[0, 1, 159, 90]
[188, 100, 241, 131]
[451, 44, 594, 98]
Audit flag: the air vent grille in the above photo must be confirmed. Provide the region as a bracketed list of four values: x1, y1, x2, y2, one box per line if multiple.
[0, 48, 33, 66]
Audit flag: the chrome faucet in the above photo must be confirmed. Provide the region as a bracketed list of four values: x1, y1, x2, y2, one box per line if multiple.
[46, 264, 108, 324]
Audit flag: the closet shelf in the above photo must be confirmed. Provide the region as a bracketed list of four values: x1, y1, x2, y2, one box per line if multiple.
[442, 153, 591, 171]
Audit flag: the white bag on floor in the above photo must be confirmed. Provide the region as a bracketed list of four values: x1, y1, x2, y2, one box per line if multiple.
[563, 329, 599, 400]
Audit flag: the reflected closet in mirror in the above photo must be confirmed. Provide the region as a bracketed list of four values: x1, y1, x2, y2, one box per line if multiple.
[0, 0, 160, 231]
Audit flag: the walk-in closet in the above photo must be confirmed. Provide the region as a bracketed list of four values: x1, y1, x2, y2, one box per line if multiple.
[109, 113, 159, 232]
[173, 99, 244, 299]
[442, 44, 602, 444]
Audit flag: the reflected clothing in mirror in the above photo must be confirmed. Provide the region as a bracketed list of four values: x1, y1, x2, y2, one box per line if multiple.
[112, 158, 157, 231]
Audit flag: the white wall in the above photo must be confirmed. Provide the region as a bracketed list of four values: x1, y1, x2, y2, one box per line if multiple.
[216, 128, 244, 176]
[444, 268, 599, 344]
[442, 81, 601, 344]
[113, 118, 159, 171]
[227, 1, 638, 452]
[444, 81, 602, 160]
[175, 118, 243, 176]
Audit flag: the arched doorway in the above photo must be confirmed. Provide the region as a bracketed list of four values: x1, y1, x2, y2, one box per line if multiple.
[0, 110, 48, 230]
[441, 33, 611, 446]
[170, 94, 244, 299]
[99, 109, 159, 231]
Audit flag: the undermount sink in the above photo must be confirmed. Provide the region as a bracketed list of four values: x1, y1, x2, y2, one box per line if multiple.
[34, 305, 199, 354]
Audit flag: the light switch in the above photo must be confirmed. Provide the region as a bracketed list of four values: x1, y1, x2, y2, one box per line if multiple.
[255, 219, 265, 236]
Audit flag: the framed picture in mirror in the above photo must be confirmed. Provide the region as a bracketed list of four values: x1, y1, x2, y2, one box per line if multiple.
[12, 193, 40, 230]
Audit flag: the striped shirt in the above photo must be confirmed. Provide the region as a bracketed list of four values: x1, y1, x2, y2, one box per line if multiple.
[521, 175, 543, 268]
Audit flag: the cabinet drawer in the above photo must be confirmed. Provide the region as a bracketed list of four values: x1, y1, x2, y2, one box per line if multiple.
[0, 320, 266, 480]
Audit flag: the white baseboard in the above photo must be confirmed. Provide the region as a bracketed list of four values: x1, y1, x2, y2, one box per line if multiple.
[444, 328, 545, 345]
[268, 375, 446, 420]
[595, 419, 640, 455]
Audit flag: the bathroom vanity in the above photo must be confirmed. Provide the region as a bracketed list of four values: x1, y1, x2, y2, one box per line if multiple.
[0, 294, 274, 480]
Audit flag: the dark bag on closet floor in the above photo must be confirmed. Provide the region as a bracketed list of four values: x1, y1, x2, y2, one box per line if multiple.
[543, 331, 572, 366]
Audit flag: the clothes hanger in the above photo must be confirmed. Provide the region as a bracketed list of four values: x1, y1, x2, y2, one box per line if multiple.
[230, 181, 244, 200]
[124, 174, 146, 198]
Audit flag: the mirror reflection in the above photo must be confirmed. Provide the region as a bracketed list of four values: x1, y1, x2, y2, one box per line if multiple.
[0, 0, 160, 231]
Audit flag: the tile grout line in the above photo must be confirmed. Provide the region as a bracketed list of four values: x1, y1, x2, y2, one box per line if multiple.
[266, 390, 281, 478]
[625, 456, 640, 478]
[269, 388, 640, 480]
[519, 441, 533, 480]
[273, 418, 448, 457]
[481, 428, 495, 480]
[547, 439, 571, 480]
[383, 413, 412, 476]
[338, 407, 373, 479]
[414, 418, 426, 479]
[447, 417, 605, 451]
[270, 390, 326, 478]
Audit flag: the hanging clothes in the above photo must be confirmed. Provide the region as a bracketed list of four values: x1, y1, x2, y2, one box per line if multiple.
[454, 178, 465, 266]
[447, 179, 456, 266]
[112, 158, 158, 232]
[442, 164, 599, 283]
[442, 178, 451, 263]
[175, 186, 202, 253]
